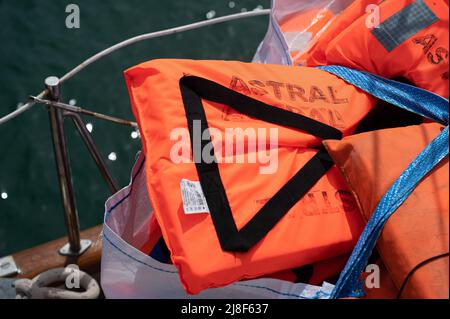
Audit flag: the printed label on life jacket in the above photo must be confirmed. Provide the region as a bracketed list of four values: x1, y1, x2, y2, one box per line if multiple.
[371, 0, 438, 52]
[224, 76, 348, 128]
[412, 34, 449, 80]
[254, 190, 357, 217]
[180, 179, 210, 214]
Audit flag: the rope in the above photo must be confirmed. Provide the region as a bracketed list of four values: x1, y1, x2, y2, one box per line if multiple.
[60, 9, 270, 83]
[15, 267, 100, 299]
[0, 9, 270, 126]
[0, 90, 47, 126]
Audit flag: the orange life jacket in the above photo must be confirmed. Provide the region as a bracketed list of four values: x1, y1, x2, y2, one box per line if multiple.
[324, 123, 449, 298]
[125, 59, 376, 294]
[301, 0, 449, 98]
[141, 217, 351, 286]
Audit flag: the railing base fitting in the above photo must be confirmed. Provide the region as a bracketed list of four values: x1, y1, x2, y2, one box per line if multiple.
[59, 239, 92, 257]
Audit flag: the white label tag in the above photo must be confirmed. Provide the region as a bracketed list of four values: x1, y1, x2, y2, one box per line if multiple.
[180, 179, 210, 214]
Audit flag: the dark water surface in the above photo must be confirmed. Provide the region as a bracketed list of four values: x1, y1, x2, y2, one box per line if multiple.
[0, 0, 270, 255]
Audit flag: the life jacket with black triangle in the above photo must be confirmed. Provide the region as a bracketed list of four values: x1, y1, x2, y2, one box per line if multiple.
[141, 213, 352, 288]
[125, 59, 376, 294]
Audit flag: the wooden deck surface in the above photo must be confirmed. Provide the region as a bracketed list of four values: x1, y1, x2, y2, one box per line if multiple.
[12, 225, 103, 280]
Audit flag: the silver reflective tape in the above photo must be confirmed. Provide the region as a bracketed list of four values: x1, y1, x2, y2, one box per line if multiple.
[372, 0, 438, 52]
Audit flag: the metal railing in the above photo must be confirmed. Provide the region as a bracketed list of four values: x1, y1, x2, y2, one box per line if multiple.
[44, 76, 123, 255]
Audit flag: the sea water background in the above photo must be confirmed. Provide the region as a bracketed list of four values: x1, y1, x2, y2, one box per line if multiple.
[0, 0, 270, 255]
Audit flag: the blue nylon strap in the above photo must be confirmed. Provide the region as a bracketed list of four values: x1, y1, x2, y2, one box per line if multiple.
[319, 65, 448, 125]
[318, 65, 449, 298]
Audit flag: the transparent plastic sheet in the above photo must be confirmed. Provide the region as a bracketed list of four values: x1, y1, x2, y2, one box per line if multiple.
[253, 0, 354, 66]
[100, 153, 335, 299]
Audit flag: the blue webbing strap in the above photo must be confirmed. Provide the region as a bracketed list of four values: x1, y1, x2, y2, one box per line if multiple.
[318, 65, 449, 298]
